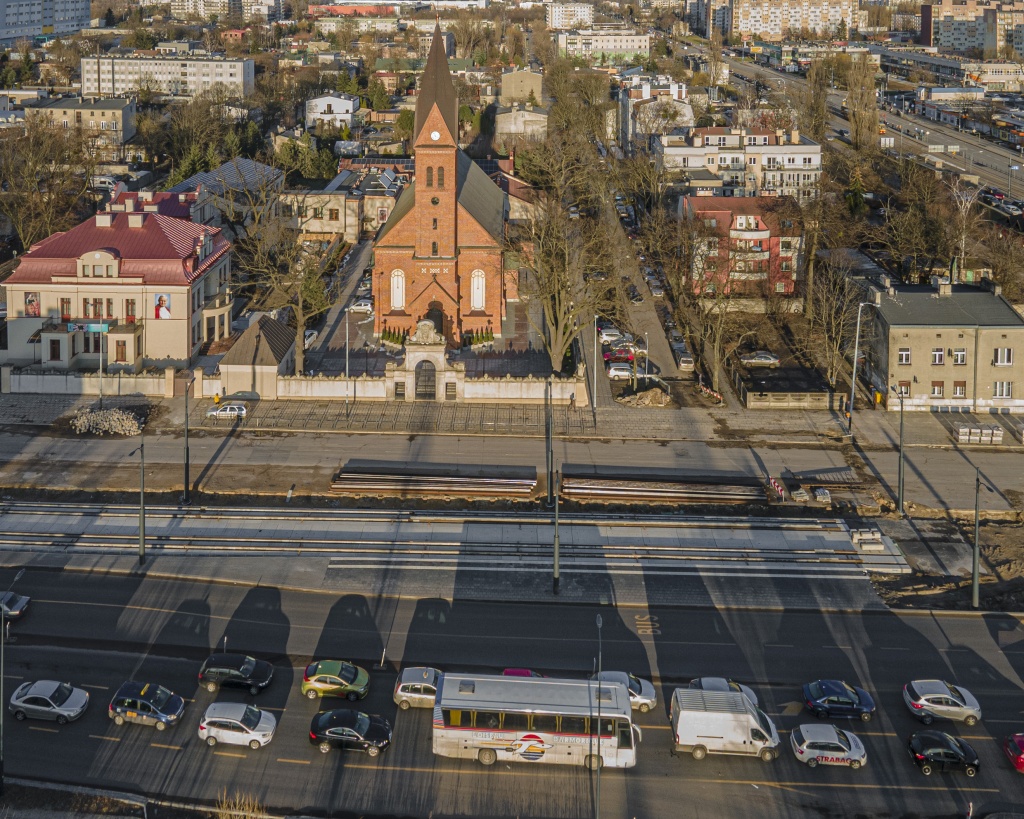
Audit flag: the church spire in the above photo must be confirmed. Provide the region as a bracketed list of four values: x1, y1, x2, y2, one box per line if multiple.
[414, 23, 459, 144]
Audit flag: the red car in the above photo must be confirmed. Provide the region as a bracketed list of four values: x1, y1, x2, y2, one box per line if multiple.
[503, 668, 545, 678]
[604, 350, 635, 363]
[1004, 734, 1024, 771]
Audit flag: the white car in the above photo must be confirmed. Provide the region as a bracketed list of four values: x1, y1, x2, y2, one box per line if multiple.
[1002, 203, 1022, 217]
[791, 723, 867, 769]
[607, 363, 632, 380]
[198, 703, 277, 749]
[688, 677, 759, 708]
[304, 329, 318, 350]
[599, 326, 623, 344]
[206, 402, 247, 420]
[903, 680, 982, 725]
[593, 671, 657, 713]
[739, 350, 781, 367]
[814, 487, 832, 504]
[349, 298, 374, 313]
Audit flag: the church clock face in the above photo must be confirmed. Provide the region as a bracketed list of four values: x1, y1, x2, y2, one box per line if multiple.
[431, 197, 440, 205]
[430, 130, 440, 141]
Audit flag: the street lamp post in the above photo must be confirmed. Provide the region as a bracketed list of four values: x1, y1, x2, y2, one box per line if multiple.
[0, 568, 25, 797]
[1009, 164, 1020, 199]
[552, 469, 560, 595]
[182, 374, 195, 506]
[973, 466, 982, 609]
[345, 307, 350, 419]
[848, 302, 875, 437]
[131, 428, 146, 565]
[890, 385, 905, 515]
[592, 316, 598, 409]
[644, 333, 649, 379]
[595, 613, 603, 819]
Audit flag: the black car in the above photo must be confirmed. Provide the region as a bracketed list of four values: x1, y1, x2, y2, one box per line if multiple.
[908, 730, 980, 777]
[309, 709, 392, 757]
[802, 679, 876, 722]
[198, 653, 274, 695]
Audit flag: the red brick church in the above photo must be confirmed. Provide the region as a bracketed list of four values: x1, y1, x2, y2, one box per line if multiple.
[372, 25, 509, 347]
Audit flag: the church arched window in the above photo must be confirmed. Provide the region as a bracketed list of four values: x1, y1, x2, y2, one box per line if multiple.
[431, 241, 438, 256]
[437, 166, 445, 188]
[471, 269, 486, 311]
[426, 167, 433, 188]
[390, 269, 405, 310]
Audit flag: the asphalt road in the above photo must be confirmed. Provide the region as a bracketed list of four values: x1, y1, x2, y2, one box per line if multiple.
[3, 567, 1022, 817]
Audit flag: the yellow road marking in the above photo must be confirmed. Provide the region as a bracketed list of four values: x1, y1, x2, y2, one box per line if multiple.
[81, 684, 109, 690]
[90, 735, 120, 742]
[28, 726, 58, 733]
[277, 758, 311, 765]
[214, 751, 246, 758]
[150, 743, 183, 750]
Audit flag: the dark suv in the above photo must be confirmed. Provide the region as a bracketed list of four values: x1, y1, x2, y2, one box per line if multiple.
[108, 681, 185, 731]
[802, 679, 876, 722]
[198, 653, 274, 695]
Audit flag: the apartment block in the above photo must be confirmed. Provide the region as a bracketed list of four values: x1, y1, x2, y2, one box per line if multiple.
[546, 3, 595, 30]
[730, 0, 857, 41]
[33, 97, 137, 161]
[169, 0, 242, 20]
[0, 0, 90, 46]
[618, 78, 693, 153]
[657, 126, 822, 199]
[556, 29, 650, 61]
[80, 55, 255, 98]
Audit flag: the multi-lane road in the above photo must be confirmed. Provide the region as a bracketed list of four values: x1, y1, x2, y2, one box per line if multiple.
[2, 562, 1022, 817]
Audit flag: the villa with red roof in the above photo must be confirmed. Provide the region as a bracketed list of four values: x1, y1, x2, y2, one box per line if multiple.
[2, 201, 232, 372]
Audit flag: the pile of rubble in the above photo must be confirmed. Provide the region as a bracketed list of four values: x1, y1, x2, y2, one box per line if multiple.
[71, 408, 144, 436]
[615, 387, 672, 408]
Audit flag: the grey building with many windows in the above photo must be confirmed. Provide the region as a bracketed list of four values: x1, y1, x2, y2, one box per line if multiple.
[865, 278, 1024, 413]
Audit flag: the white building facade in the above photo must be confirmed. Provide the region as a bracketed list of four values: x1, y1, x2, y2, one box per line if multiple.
[546, 3, 595, 30]
[730, 0, 856, 40]
[0, 0, 90, 46]
[80, 55, 256, 98]
[304, 92, 360, 129]
[556, 29, 651, 61]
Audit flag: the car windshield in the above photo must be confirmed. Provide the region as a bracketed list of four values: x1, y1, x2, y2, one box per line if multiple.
[841, 682, 859, 702]
[808, 682, 824, 699]
[51, 683, 74, 707]
[354, 712, 371, 737]
[151, 686, 172, 710]
[836, 731, 852, 752]
[755, 707, 772, 736]
[339, 664, 357, 684]
[944, 682, 963, 701]
[626, 674, 641, 696]
[0, 592, 14, 608]
[241, 657, 257, 676]
[241, 705, 261, 731]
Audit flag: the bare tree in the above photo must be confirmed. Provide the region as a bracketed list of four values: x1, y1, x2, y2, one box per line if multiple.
[846, 54, 879, 152]
[216, 790, 264, 819]
[0, 115, 97, 251]
[450, 12, 485, 60]
[794, 58, 831, 142]
[947, 179, 981, 282]
[979, 225, 1024, 301]
[806, 250, 862, 387]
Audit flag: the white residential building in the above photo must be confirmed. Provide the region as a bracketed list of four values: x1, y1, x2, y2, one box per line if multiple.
[618, 78, 694, 152]
[305, 92, 360, 129]
[80, 55, 256, 98]
[546, 3, 595, 30]
[169, 0, 242, 20]
[655, 126, 822, 199]
[243, 0, 282, 21]
[0, 0, 90, 46]
[556, 29, 650, 61]
[730, 0, 856, 40]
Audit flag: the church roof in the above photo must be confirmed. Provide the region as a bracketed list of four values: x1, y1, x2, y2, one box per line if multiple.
[414, 23, 459, 142]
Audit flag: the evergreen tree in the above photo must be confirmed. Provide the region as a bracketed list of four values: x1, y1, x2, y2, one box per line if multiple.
[103, 7, 115, 27]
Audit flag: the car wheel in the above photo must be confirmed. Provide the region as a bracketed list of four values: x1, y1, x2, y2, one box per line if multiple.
[206, 682, 217, 693]
[921, 714, 934, 725]
[860, 712, 872, 722]
[347, 692, 358, 702]
[815, 709, 828, 720]
[249, 740, 261, 750]
[13, 711, 25, 721]
[965, 715, 978, 727]
[850, 760, 862, 770]
[113, 715, 125, 726]
[965, 765, 977, 777]
[319, 741, 331, 754]
[207, 736, 217, 747]
[478, 748, 497, 766]
[638, 703, 650, 714]
[155, 721, 167, 731]
[367, 745, 380, 758]
[691, 745, 707, 761]
[760, 748, 776, 763]
[920, 764, 932, 776]
[399, 700, 411, 710]
[56, 715, 68, 726]
[807, 759, 818, 769]
[249, 685, 260, 696]
[305, 689, 319, 700]
[585, 754, 603, 770]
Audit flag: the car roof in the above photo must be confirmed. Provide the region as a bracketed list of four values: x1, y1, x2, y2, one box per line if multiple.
[910, 680, 949, 696]
[913, 730, 956, 749]
[796, 723, 841, 743]
[205, 653, 248, 670]
[114, 680, 148, 698]
[694, 677, 730, 691]
[25, 680, 62, 698]
[311, 660, 348, 676]
[399, 666, 439, 684]
[204, 702, 251, 720]
[315, 709, 358, 729]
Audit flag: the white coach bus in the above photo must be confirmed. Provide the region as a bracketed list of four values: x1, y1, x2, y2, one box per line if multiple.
[432, 673, 641, 769]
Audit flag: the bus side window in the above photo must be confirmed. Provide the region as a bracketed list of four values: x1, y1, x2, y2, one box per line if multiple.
[503, 713, 529, 731]
[443, 709, 462, 727]
[477, 711, 500, 729]
[617, 720, 633, 749]
[532, 714, 558, 733]
[562, 716, 587, 735]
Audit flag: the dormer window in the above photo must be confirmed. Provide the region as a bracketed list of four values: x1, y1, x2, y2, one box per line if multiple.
[79, 250, 118, 279]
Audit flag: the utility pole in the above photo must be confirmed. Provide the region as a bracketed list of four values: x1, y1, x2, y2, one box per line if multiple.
[182, 374, 194, 506]
[552, 469, 560, 595]
[973, 466, 981, 609]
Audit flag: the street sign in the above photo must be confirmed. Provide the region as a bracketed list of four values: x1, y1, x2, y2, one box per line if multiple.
[66, 322, 109, 333]
[927, 144, 945, 153]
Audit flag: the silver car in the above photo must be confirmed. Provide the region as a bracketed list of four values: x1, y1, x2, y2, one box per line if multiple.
[198, 702, 277, 749]
[393, 666, 441, 710]
[689, 677, 759, 708]
[10, 680, 89, 724]
[904, 680, 982, 726]
[593, 671, 657, 713]
[791, 723, 867, 769]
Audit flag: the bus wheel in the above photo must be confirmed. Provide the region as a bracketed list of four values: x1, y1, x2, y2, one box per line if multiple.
[585, 754, 603, 770]
[478, 749, 497, 766]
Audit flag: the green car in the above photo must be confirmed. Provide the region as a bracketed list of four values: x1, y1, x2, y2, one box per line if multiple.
[302, 660, 370, 701]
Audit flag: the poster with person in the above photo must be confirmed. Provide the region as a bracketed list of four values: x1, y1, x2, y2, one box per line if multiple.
[24, 292, 40, 318]
[154, 294, 171, 319]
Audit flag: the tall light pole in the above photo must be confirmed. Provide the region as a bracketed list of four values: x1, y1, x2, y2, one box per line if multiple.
[848, 302, 875, 437]
[345, 307, 350, 419]
[644, 332, 649, 378]
[973, 466, 986, 609]
[131, 427, 146, 565]
[595, 613, 603, 818]
[545, 377, 553, 507]
[890, 385, 905, 516]
[592, 316, 598, 409]
[552, 469, 560, 595]
[1009, 164, 1020, 198]
[0, 568, 25, 797]
[182, 374, 195, 506]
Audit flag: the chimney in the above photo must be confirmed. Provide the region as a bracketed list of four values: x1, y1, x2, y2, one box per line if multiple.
[123, 198, 136, 212]
[127, 212, 146, 228]
[670, 81, 678, 99]
[95, 212, 113, 227]
[790, 128, 799, 144]
[775, 129, 784, 141]
[641, 82, 651, 99]
[140, 190, 153, 202]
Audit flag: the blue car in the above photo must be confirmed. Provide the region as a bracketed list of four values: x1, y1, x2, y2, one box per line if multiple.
[802, 680, 876, 722]
[108, 681, 185, 731]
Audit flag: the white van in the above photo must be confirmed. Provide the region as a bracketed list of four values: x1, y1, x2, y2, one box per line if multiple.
[671, 688, 780, 762]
